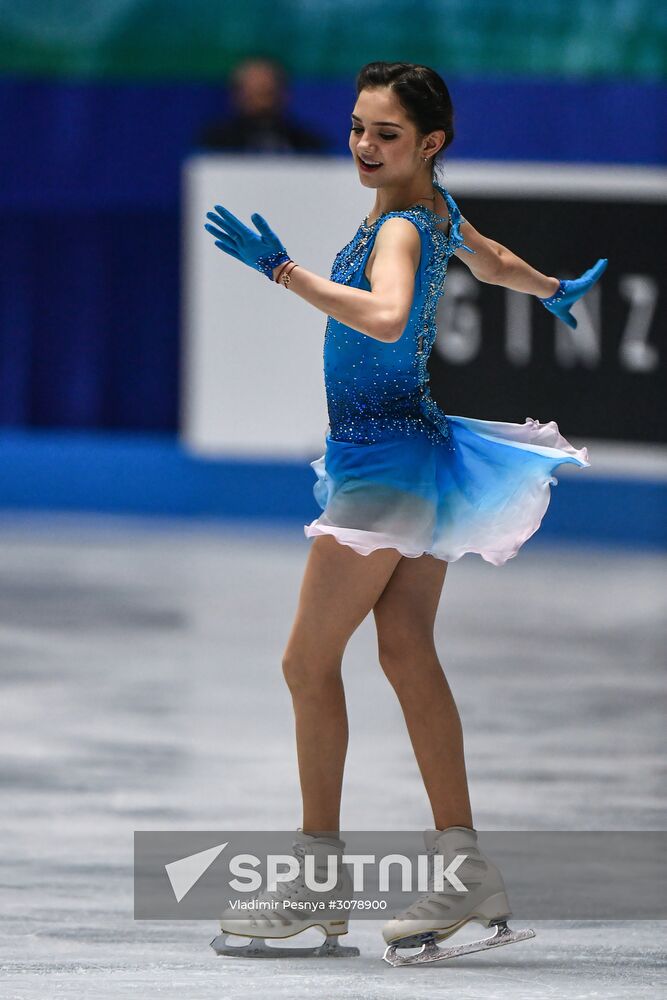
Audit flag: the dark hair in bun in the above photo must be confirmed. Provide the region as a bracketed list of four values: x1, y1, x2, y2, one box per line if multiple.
[355, 61, 455, 178]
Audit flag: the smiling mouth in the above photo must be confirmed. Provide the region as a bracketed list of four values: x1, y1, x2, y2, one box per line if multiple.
[358, 155, 383, 170]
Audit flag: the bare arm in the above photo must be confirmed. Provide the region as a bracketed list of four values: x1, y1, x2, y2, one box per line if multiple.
[271, 217, 420, 344]
[452, 219, 560, 298]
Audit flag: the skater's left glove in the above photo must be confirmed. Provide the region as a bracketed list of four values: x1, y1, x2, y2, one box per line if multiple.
[539, 258, 608, 329]
[204, 204, 291, 280]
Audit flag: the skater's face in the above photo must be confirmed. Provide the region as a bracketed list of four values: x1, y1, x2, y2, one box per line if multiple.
[349, 88, 445, 188]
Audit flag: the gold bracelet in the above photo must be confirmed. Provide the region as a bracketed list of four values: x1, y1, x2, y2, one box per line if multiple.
[274, 259, 292, 284]
[280, 262, 299, 288]
[280, 261, 297, 280]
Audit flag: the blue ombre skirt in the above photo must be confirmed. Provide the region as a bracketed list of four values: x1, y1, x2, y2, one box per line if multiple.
[303, 416, 590, 566]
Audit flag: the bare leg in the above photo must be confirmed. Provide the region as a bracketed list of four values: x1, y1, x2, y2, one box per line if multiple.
[282, 535, 403, 834]
[373, 553, 473, 830]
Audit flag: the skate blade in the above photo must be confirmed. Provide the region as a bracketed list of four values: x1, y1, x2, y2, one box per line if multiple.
[211, 932, 360, 958]
[383, 920, 536, 967]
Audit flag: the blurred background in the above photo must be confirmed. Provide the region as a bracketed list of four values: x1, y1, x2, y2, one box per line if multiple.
[0, 0, 665, 506]
[0, 3, 665, 996]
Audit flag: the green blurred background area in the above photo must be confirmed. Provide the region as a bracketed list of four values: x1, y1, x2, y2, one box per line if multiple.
[0, 0, 665, 81]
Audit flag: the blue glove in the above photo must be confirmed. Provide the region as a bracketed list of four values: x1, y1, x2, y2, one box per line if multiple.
[539, 258, 608, 329]
[204, 204, 291, 280]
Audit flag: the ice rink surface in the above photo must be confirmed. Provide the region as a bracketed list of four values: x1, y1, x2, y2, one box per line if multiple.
[0, 512, 664, 998]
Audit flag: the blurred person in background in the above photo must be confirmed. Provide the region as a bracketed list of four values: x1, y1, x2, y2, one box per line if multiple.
[197, 55, 329, 153]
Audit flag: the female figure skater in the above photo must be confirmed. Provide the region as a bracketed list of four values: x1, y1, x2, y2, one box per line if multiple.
[204, 62, 606, 964]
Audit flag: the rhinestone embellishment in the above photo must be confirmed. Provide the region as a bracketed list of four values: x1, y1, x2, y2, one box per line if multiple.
[322, 184, 474, 451]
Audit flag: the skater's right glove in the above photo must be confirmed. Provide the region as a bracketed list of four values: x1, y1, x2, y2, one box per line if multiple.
[204, 203, 291, 281]
[539, 258, 608, 329]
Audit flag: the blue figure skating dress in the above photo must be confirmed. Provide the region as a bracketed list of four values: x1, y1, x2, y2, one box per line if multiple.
[304, 182, 590, 566]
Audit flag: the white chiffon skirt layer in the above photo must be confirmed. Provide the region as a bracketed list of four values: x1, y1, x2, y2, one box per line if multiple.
[303, 415, 590, 566]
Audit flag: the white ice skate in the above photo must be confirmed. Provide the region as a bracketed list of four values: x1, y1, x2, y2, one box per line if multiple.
[210, 830, 359, 958]
[382, 826, 535, 967]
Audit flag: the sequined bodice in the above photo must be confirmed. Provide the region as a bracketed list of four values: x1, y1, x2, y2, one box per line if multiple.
[323, 183, 475, 448]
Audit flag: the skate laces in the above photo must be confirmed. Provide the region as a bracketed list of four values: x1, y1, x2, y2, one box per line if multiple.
[401, 844, 483, 919]
[253, 842, 344, 908]
[425, 844, 456, 895]
[252, 843, 308, 907]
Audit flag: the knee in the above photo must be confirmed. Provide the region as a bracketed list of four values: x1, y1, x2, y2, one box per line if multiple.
[281, 652, 303, 691]
[281, 651, 341, 695]
[377, 649, 410, 693]
[378, 643, 441, 693]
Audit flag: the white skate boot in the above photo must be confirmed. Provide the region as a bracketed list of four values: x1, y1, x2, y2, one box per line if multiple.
[382, 826, 535, 966]
[210, 830, 359, 958]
